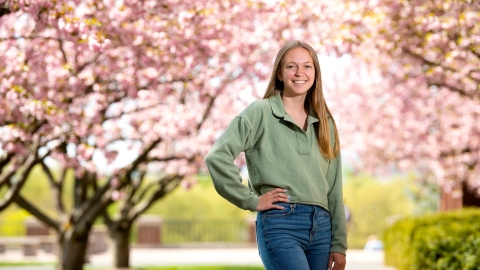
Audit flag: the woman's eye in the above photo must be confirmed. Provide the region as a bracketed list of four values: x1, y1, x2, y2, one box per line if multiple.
[286, 65, 295, 69]
[305, 65, 312, 69]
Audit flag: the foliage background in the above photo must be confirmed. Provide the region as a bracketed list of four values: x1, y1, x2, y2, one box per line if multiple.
[383, 208, 480, 270]
[1, 166, 439, 249]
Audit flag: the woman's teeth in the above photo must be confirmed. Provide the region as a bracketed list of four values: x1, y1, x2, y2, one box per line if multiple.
[293, 80, 306, 85]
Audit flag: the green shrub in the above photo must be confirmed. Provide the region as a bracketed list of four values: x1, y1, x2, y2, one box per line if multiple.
[383, 208, 480, 270]
[0, 207, 30, 236]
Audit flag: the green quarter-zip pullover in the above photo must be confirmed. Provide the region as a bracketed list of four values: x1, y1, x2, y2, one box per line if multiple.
[205, 93, 348, 255]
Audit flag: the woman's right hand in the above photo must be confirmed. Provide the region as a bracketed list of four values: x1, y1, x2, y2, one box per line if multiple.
[256, 188, 290, 211]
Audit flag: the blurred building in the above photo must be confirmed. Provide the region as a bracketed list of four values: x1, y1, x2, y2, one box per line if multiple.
[441, 183, 480, 211]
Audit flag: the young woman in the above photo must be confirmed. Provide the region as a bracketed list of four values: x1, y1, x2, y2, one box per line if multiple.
[205, 40, 347, 270]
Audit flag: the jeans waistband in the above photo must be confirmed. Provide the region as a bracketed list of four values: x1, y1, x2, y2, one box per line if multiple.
[276, 202, 329, 212]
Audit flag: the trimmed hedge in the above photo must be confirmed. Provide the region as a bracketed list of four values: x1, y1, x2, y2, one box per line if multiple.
[383, 208, 480, 270]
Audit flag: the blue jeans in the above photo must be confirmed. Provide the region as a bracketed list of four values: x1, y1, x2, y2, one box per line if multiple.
[256, 203, 332, 270]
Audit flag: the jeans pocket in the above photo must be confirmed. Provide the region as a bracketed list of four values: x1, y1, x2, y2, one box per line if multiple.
[262, 203, 294, 218]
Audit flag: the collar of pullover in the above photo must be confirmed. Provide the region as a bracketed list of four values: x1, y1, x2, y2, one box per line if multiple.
[269, 93, 319, 126]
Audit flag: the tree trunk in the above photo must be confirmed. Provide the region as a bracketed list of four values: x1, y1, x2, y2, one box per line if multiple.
[109, 222, 132, 269]
[56, 229, 90, 270]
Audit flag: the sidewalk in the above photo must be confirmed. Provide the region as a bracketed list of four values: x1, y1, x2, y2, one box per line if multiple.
[0, 247, 395, 270]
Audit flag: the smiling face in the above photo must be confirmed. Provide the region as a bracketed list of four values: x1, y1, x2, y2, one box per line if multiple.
[277, 47, 316, 98]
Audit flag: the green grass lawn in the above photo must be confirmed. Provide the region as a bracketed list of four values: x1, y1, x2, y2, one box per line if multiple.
[87, 266, 264, 270]
[140, 267, 264, 270]
[0, 263, 264, 270]
[0, 262, 53, 266]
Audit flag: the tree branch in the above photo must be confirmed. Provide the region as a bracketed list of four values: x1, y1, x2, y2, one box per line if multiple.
[0, 1, 15, 17]
[58, 163, 68, 192]
[125, 138, 162, 175]
[0, 9, 8, 18]
[29, 119, 47, 134]
[75, 189, 114, 227]
[0, 36, 65, 42]
[118, 173, 133, 221]
[0, 162, 16, 191]
[74, 53, 101, 76]
[146, 155, 192, 162]
[131, 175, 183, 221]
[0, 152, 13, 172]
[427, 80, 478, 99]
[68, 105, 162, 228]
[86, 176, 114, 228]
[13, 195, 60, 231]
[72, 174, 114, 223]
[101, 208, 114, 228]
[469, 46, 480, 59]
[130, 175, 164, 206]
[196, 95, 216, 130]
[40, 161, 58, 188]
[74, 170, 89, 207]
[403, 46, 480, 98]
[402, 46, 456, 73]
[124, 170, 146, 207]
[440, 146, 479, 159]
[40, 161, 65, 214]
[58, 38, 68, 65]
[0, 152, 40, 211]
[106, 102, 160, 121]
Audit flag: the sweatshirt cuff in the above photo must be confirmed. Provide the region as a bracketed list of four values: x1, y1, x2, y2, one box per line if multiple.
[246, 196, 259, 212]
[330, 245, 347, 256]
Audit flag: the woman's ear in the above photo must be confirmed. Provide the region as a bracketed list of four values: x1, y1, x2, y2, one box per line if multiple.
[277, 70, 283, 82]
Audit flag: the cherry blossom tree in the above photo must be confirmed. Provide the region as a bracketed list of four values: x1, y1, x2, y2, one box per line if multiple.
[5, 2, 477, 270]
[323, 0, 480, 207]
[246, 0, 480, 208]
[0, 0, 317, 268]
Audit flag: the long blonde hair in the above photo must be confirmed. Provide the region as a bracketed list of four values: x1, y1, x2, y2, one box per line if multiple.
[263, 40, 340, 160]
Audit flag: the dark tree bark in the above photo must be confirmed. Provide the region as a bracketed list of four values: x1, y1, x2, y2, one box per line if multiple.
[58, 225, 92, 270]
[13, 168, 115, 270]
[108, 220, 133, 268]
[102, 173, 183, 269]
[0, 2, 11, 18]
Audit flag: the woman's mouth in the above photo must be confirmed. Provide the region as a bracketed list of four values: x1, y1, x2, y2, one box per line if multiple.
[293, 80, 307, 85]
